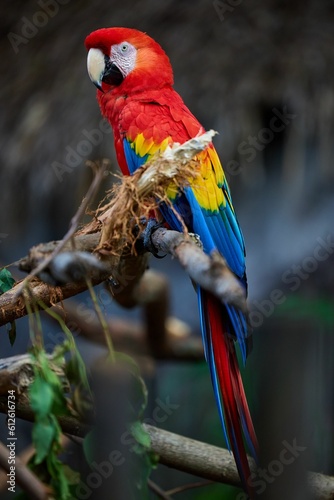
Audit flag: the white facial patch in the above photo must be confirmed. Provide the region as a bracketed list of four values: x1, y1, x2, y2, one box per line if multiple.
[110, 42, 137, 78]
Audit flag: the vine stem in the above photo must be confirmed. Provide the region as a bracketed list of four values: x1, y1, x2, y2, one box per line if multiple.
[86, 278, 116, 362]
[23, 284, 44, 349]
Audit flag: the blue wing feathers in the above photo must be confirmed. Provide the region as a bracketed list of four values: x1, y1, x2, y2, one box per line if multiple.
[123, 136, 249, 361]
[183, 187, 216, 253]
[123, 138, 148, 173]
[183, 186, 245, 278]
[159, 183, 249, 359]
[159, 192, 192, 232]
[226, 304, 248, 363]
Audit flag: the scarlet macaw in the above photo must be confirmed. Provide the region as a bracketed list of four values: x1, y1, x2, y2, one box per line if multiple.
[85, 27, 258, 493]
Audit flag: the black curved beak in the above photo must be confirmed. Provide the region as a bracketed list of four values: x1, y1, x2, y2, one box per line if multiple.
[102, 56, 124, 87]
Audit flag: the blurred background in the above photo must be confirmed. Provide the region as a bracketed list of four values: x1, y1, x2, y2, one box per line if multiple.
[0, 0, 333, 498]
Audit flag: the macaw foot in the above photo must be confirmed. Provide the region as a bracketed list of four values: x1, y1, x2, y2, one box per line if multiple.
[135, 217, 166, 258]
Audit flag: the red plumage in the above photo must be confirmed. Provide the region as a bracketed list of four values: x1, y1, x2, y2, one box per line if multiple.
[97, 87, 203, 174]
[205, 291, 257, 488]
[85, 27, 258, 496]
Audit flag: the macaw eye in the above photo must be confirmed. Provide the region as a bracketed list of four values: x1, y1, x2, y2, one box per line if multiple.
[120, 43, 128, 53]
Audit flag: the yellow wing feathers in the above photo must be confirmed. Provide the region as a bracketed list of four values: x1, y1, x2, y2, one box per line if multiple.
[133, 132, 170, 157]
[131, 133, 229, 214]
[191, 146, 228, 213]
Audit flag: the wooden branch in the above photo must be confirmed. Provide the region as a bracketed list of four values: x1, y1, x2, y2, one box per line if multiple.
[0, 225, 245, 328]
[309, 472, 334, 500]
[51, 272, 204, 361]
[0, 354, 66, 397]
[0, 444, 35, 491]
[0, 354, 35, 395]
[147, 479, 172, 500]
[151, 228, 246, 312]
[0, 233, 148, 327]
[0, 396, 332, 499]
[0, 395, 242, 488]
[0, 441, 51, 499]
[146, 423, 242, 488]
[166, 480, 214, 495]
[134, 270, 170, 357]
[146, 427, 334, 499]
[0, 436, 70, 493]
[0, 397, 91, 436]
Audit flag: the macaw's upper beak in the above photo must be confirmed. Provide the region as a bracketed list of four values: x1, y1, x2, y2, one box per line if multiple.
[87, 48, 124, 92]
[87, 48, 104, 91]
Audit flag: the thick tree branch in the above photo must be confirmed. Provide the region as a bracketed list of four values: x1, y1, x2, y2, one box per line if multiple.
[0, 234, 148, 327]
[0, 395, 332, 499]
[150, 228, 246, 312]
[0, 225, 245, 327]
[0, 441, 51, 499]
[146, 423, 242, 487]
[51, 271, 204, 361]
[0, 228, 244, 327]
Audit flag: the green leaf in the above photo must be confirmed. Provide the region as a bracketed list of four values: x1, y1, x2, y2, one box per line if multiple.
[32, 418, 56, 464]
[129, 421, 156, 498]
[114, 351, 140, 376]
[52, 342, 70, 364]
[47, 454, 71, 500]
[130, 421, 151, 450]
[47, 451, 62, 478]
[131, 373, 148, 420]
[27, 333, 85, 499]
[50, 384, 69, 417]
[7, 321, 16, 346]
[82, 429, 96, 464]
[62, 464, 80, 485]
[29, 377, 54, 418]
[0, 268, 15, 294]
[65, 352, 91, 393]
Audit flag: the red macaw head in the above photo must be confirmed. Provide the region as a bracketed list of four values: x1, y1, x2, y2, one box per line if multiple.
[85, 27, 174, 94]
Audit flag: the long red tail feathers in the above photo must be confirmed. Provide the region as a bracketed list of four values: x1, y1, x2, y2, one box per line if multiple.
[202, 290, 258, 496]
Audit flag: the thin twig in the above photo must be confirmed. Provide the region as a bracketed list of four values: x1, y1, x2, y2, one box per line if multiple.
[24, 284, 43, 349]
[0, 444, 35, 491]
[147, 479, 173, 500]
[166, 480, 214, 495]
[86, 277, 115, 362]
[15, 161, 108, 296]
[0, 436, 70, 493]
[0, 441, 50, 499]
[150, 228, 247, 312]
